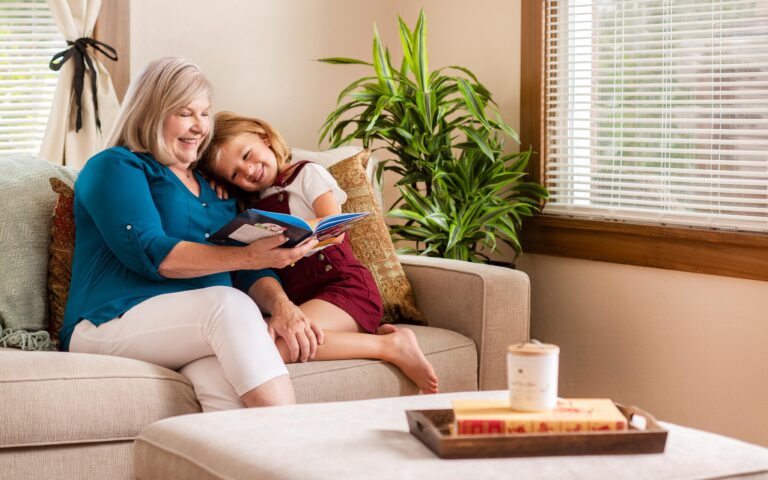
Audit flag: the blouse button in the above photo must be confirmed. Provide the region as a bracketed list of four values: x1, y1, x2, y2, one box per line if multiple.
[204, 233, 210, 238]
[318, 253, 325, 261]
[126, 224, 132, 230]
[202, 202, 208, 208]
[324, 264, 333, 272]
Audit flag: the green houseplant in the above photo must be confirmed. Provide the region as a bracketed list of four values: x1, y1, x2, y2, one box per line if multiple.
[319, 10, 547, 262]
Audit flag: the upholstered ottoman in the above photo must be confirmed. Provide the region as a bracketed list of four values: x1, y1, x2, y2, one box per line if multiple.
[134, 391, 768, 480]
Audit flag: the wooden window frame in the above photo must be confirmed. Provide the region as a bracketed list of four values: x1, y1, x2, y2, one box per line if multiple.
[94, 0, 130, 102]
[519, 0, 768, 282]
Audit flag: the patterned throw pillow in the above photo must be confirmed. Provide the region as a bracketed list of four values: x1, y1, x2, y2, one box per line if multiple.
[0, 158, 75, 351]
[47, 178, 76, 344]
[328, 150, 427, 325]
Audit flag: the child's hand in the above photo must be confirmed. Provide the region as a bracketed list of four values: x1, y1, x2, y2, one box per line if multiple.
[209, 178, 229, 200]
[198, 170, 229, 200]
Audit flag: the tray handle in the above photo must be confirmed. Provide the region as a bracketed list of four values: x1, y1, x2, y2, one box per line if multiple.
[616, 404, 663, 431]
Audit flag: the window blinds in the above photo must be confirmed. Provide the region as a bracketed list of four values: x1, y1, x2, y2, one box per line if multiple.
[0, 1, 66, 157]
[545, 0, 768, 232]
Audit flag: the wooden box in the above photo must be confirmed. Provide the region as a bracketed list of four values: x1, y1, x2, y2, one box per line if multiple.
[406, 404, 668, 459]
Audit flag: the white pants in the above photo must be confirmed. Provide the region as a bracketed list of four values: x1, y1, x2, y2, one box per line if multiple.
[70, 286, 286, 412]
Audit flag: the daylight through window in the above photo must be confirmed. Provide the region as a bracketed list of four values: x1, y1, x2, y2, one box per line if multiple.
[0, 0, 66, 157]
[545, 0, 768, 232]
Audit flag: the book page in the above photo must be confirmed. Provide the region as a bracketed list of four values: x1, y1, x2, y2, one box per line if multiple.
[228, 223, 285, 244]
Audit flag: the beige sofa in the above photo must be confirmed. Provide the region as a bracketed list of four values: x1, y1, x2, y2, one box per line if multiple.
[0, 156, 530, 480]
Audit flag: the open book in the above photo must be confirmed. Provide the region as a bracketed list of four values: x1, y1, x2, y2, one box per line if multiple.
[207, 209, 371, 248]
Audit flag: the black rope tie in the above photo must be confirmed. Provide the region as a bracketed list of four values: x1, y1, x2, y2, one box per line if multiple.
[49, 37, 118, 132]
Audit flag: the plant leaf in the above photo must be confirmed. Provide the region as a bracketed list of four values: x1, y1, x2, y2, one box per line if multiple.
[459, 126, 495, 161]
[365, 95, 392, 131]
[318, 57, 373, 66]
[457, 79, 491, 130]
[397, 16, 414, 72]
[335, 76, 379, 104]
[413, 10, 429, 91]
[494, 110, 520, 143]
[388, 208, 427, 224]
[394, 246, 420, 255]
[446, 223, 463, 251]
[373, 25, 397, 95]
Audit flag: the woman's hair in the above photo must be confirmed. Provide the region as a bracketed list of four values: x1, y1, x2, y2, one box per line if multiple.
[105, 56, 214, 166]
[199, 111, 291, 177]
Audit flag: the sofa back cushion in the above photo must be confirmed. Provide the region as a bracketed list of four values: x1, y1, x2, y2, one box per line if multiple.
[0, 157, 77, 350]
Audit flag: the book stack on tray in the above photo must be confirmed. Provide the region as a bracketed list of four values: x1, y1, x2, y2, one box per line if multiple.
[406, 398, 668, 459]
[453, 398, 628, 435]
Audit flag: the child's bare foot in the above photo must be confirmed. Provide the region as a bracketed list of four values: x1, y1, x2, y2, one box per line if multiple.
[376, 324, 399, 335]
[385, 328, 439, 394]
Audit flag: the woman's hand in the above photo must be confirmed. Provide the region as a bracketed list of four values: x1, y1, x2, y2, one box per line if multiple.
[269, 298, 325, 362]
[243, 235, 319, 270]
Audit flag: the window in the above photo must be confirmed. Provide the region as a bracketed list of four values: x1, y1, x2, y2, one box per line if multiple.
[545, 0, 768, 232]
[520, 0, 768, 281]
[0, 0, 66, 157]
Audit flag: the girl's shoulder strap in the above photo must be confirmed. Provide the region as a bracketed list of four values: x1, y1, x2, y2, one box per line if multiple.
[273, 160, 313, 187]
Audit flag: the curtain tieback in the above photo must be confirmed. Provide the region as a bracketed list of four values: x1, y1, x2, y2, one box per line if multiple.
[49, 37, 119, 133]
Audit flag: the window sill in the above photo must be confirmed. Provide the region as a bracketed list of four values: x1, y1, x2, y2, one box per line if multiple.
[521, 215, 768, 282]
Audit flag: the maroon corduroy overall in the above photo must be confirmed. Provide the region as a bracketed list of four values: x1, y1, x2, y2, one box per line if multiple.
[252, 161, 383, 333]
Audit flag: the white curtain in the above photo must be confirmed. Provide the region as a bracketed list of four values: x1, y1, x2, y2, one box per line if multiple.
[38, 0, 120, 168]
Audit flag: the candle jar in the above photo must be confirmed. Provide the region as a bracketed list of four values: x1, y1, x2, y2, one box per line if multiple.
[507, 342, 560, 411]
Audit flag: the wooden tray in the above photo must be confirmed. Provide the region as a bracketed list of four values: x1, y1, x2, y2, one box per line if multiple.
[406, 404, 668, 459]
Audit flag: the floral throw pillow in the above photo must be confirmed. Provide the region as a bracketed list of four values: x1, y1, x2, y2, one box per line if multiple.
[328, 150, 427, 325]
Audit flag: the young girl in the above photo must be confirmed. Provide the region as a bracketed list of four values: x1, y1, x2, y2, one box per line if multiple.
[200, 111, 438, 394]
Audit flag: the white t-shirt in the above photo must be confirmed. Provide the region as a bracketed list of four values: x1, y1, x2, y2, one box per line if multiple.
[259, 162, 347, 219]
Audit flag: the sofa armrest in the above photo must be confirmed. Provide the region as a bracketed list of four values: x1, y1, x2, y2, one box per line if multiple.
[399, 255, 530, 391]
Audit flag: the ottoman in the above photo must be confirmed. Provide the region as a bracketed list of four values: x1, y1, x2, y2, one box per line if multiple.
[134, 391, 768, 479]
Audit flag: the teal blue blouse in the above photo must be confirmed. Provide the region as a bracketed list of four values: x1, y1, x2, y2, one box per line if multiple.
[60, 147, 276, 350]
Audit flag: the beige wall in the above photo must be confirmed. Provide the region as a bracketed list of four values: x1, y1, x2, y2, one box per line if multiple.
[516, 254, 768, 447]
[127, 0, 766, 447]
[129, 0, 520, 152]
[130, 0, 519, 214]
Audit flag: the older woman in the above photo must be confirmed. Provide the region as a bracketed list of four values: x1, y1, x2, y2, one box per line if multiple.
[61, 57, 319, 411]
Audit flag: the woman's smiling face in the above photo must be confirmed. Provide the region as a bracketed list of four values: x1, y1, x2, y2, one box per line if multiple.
[213, 132, 279, 192]
[162, 94, 210, 168]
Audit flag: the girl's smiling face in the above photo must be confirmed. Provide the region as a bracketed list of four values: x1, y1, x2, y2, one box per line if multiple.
[213, 132, 280, 192]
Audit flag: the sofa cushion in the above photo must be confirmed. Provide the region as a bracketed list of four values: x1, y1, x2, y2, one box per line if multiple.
[291, 146, 384, 209]
[289, 325, 476, 403]
[0, 348, 201, 449]
[328, 151, 426, 325]
[0, 157, 76, 350]
[0, 325, 474, 449]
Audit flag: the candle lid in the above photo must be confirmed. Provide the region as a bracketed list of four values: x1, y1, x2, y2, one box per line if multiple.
[508, 342, 559, 356]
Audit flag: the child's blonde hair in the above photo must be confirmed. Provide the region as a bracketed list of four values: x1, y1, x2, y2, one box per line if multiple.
[199, 111, 291, 176]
